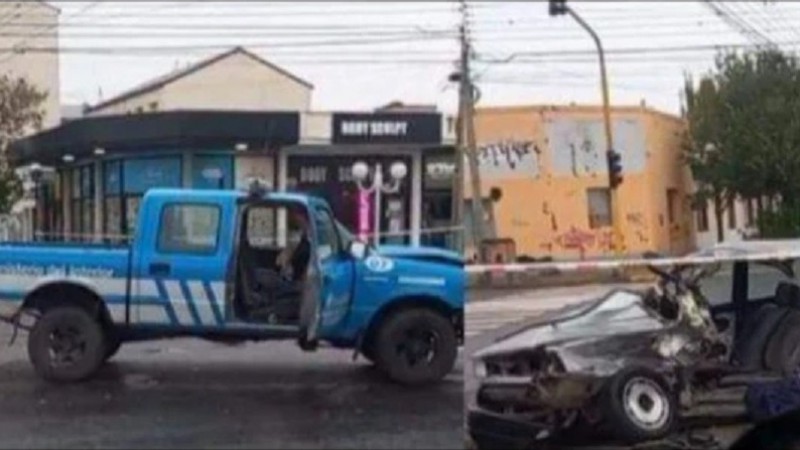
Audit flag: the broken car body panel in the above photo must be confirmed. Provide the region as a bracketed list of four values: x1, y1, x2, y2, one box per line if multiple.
[469, 241, 800, 446]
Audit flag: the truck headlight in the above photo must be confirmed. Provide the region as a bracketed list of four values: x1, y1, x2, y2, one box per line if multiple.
[474, 360, 487, 379]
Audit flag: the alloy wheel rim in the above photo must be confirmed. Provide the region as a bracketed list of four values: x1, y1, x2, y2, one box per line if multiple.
[621, 376, 670, 431]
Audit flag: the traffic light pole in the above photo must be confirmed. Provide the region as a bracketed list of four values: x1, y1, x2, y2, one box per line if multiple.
[565, 6, 624, 256]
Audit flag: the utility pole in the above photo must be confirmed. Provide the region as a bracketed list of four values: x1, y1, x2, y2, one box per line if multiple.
[451, 0, 488, 262]
[550, 0, 624, 256]
[450, 27, 466, 255]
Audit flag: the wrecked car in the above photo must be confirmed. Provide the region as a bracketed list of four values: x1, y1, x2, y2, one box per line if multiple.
[467, 241, 800, 449]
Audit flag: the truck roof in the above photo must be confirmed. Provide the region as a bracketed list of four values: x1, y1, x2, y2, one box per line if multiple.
[143, 188, 323, 206]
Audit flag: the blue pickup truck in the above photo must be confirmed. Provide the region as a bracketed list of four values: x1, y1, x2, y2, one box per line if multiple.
[0, 181, 464, 385]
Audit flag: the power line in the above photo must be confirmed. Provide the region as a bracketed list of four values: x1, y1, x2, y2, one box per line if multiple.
[703, 1, 777, 49]
[477, 39, 800, 64]
[740, 1, 800, 42]
[6, 21, 455, 31]
[0, 1, 103, 65]
[0, 34, 458, 56]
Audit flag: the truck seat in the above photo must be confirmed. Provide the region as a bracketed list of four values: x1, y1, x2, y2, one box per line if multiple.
[735, 282, 800, 370]
[237, 246, 300, 324]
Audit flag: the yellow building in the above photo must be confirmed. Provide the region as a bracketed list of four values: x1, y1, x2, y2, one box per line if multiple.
[466, 104, 695, 261]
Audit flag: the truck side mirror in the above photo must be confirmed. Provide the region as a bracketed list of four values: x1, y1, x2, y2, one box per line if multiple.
[349, 240, 368, 260]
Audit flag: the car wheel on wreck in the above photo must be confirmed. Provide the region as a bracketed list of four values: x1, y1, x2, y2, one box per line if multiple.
[599, 367, 677, 443]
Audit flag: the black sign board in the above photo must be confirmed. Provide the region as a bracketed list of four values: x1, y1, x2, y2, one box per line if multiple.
[331, 112, 442, 145]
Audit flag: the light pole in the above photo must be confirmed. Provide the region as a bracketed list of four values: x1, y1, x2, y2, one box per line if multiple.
[550, 0, 624, 256]
[352, 161, 408, 247]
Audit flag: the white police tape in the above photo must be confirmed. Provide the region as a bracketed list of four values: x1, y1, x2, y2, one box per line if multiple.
[466, 246, 800, 274]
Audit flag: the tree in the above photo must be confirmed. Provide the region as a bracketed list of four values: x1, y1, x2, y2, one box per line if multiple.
[0, 75, 47, 213]
[682, 74, 732, 242]
[682, 49, 800, 240]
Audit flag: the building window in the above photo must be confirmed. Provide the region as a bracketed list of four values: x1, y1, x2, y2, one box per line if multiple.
[727, 195, 737, 229]
[696, 199, 709, 232]
[666, 188, 679, 224]
[587, 188, 612, 229]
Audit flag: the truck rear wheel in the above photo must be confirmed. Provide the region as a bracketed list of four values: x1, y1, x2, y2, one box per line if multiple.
[373, 308, 457, 386]
[28, 306, 107, 383]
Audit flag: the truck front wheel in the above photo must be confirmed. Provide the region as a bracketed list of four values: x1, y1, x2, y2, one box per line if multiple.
[104, 338, 122, 362]
[373, 308, 457, 386]
[28, 306, 107, 383]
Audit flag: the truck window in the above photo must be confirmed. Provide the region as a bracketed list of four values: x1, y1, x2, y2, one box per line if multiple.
[247, 206, 278, 248]
[314, 206, 341, 261]
[158, 204, 221, 254]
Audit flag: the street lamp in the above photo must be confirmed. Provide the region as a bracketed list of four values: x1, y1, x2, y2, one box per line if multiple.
[351, 161, 407, 246]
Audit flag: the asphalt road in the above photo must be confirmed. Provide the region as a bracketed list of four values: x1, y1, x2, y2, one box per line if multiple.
[0, 328, 463, 449]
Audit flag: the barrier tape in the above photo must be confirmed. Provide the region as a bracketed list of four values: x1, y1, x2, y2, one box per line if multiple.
[377, 226, 464, 238]
[466, 245, 800, 274]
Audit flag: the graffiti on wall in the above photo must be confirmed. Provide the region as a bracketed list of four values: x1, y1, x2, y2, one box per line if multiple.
[474, 140, 542, 178]
[548, 227, 614, 259]
[547, 118, 647, 177]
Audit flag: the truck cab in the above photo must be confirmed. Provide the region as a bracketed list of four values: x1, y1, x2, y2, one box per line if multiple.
[4, 181, 464, 386]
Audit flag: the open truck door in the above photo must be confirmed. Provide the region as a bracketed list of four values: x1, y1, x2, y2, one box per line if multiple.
[297, 202, 354, 350]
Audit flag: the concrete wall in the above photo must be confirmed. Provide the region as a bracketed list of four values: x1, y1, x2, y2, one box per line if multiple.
[89, 51, 312, 117]
[468, 105, 693, 260]
[300, 111, 332, 145]
[693, 196, 766, 249]
[0, 1, 61, 130]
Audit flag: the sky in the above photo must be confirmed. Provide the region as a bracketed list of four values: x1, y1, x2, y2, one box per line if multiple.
[7, 1, 800, 116]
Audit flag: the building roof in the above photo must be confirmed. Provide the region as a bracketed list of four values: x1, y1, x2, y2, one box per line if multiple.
[475, 103, 684, 124]
[85, 47, 314, 114]
[9, 110, 300, 166]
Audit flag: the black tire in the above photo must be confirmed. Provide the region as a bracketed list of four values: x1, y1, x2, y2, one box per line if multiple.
[373, 308, 458, 386]
[599, 367, 677, 444]
[360, 342, 377, 366]
[28, 306, 107, 383]
[764, 310, 800, 374]
[104, 338, 122, 362]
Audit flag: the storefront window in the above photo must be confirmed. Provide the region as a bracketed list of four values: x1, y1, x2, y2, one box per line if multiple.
[70, 164, 95, 241]
[287, 155, 411, 246]
[109, 156, 182, 239]
[422, 153, 456, 250]
[103, 160, 123, 240]
[193, 155, 234, 190]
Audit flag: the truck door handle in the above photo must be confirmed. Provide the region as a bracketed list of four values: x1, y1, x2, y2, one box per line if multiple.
[149, 262, 171, 276]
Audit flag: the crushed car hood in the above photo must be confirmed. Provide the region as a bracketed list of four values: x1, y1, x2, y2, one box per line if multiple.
[377, 245, 464, 266]
[473, 289, 667, 362]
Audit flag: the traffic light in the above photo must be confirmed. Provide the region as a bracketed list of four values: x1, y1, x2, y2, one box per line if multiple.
[549, 0, 568, 16]
[607, 150, 623, 189]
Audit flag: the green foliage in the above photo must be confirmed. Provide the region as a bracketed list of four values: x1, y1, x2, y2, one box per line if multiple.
[682, 49, 800, 239]
[0, 75, 47, 213]
[758, 205, 800, 239]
